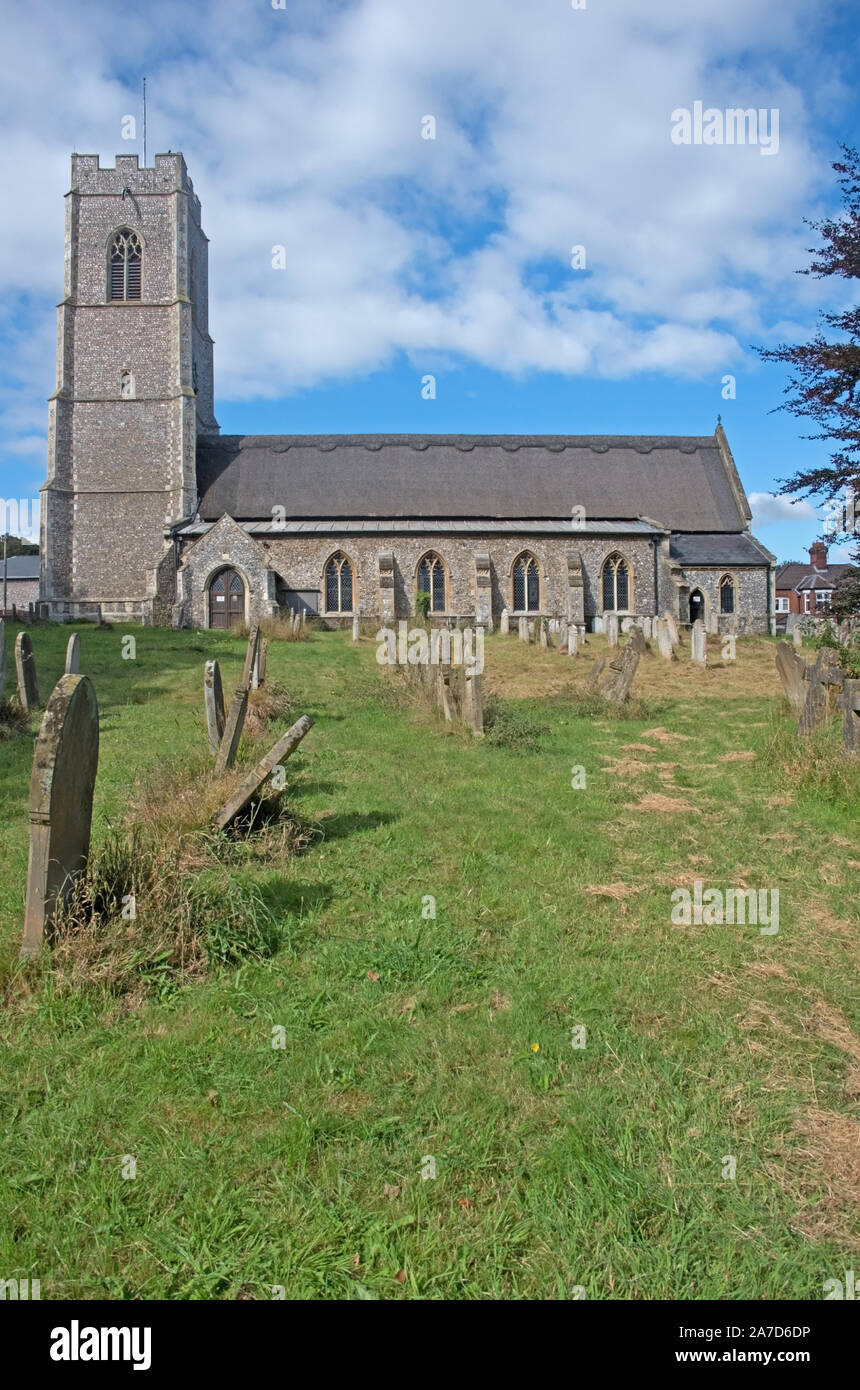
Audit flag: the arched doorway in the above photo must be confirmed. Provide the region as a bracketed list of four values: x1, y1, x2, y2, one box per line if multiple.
[689, 588, 705, 625]
[209, 568, 245, 629]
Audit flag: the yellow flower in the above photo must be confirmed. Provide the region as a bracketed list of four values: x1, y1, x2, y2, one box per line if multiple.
[531, 1043, 540, 1053]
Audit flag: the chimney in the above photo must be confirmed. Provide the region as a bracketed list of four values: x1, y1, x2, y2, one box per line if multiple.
[809, 540, 828, 570]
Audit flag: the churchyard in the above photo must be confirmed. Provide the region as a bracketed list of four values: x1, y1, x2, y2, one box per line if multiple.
[0, 617, 857, 1299]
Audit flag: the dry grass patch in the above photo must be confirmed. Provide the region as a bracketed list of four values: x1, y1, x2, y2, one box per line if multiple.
[718, 750, 757, 762]
[790, 1108, 860, 1250]
[625, 792, 697, 814]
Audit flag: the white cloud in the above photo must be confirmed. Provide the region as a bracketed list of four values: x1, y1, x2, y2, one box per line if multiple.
[749, 492, 819, 526]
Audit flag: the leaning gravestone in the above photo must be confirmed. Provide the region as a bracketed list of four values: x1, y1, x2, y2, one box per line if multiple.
[599, 642, 640, 705]
[691, 619, 707, 666]
[20, 675, 99, 958]
[15, 631, 39, 712]
[64, 632, 81, 676]
[775, 643, 807, 714]
[837, 680, 860, 754]
[606, 614, 619, 647]
[204, 660, 226, 753]
[214, 685, 250, 775]
[799, 648, 845, 737]
[213, 715, 314, 830]
[663, 611, 679, 646]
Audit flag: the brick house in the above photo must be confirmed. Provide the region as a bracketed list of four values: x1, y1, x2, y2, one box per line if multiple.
[775, 543, 854, 628]
[2, 554, 40, 614]
[40, 151, 777, 636]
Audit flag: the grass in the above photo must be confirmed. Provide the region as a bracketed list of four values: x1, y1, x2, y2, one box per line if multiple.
[0, 620, 857, 1300]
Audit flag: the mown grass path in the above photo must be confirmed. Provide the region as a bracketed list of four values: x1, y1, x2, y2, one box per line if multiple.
[0, 623, 857, 1298]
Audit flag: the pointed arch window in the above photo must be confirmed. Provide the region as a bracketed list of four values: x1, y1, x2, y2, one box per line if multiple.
[324, 552, 354, 613]
[109, 229, 142, 301]
[512, 553, 540, 612]
[602, 553, 630, 611]
[719, 573, 735, 614]
[417, 552, 446, 614]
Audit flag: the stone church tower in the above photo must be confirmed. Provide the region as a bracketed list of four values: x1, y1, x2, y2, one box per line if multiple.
[41, 153, 218, 621]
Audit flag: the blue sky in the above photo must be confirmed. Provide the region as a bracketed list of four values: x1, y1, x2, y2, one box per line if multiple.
[0, 0, 858, 562]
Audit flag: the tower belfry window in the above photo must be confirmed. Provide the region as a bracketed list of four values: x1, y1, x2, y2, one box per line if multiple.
[109, 229, 142, 301]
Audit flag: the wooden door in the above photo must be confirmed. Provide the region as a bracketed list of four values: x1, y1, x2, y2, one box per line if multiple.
[210, 568, 245, 629]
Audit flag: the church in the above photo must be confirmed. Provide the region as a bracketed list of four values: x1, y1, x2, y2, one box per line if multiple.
[40, 152, 776, 635]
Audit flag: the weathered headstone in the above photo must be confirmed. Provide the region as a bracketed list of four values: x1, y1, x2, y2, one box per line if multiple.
[599, 643, 640, 704]
[792, 626, 803, 649]
[64, 632, 80, 676]
[707, 611, 719, 636]
[799, 648, 845, 736]
[213, 715, 314, 829]
[20, 674, 99, 958]
[352, 614, 360, 642]
[257, 638, 268, 687]
[774, 643, 807, 714]
[539, 621, 548, 649]
[641, 617, 652, 640]
[438, 670, 453, 723]
[500, 608, 509, 635]
[242, 625, 260, 688]
[620, 616, 634, 635]
[629, 626, 647, 656]
[585, 656, 606, 692]
[518, 616, 529, 643]
[464, 669, 484, 737]
[837, 679, 860, 754]
[691, 619, 707, 666]
[593, 615, 604, 634]
[15, 630, 39, 712]
[214, 685, 250, 775]
[663, 610, 679, 646]
[567, 625, 578, 657]
[204, 660, 226, 753]
[301, 609, 306, 630]
[0, 618, 6, 699]
[655, 618, 674, 661]
[606, 614, 619, 647]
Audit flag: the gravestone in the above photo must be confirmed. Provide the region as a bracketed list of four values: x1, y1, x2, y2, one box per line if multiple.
[655, 618, 674, 661]
[352, 614, 360, 642]
[707, 612, 719, 636]
[799, 648, 845, 736]
[837, 679, 860, 754]
[64, 632, 81, 676]
[15, 631, 39, 712]
[20, 674, 99, 958]
[663, 610, 679, 646]
[629, 626, 647, 656]
[599, 643, 640, 704]
[213, 715, 314, 829]
[641, 617, 652, 640]
[301, 609, 306, 629]
[567, 626, 578, 657]
[464, 670, 484, 737]
[257, 638, 268, 687]
[593, 615, 604, 634]
[204, 660, 226, 753]
[792, 626, 803, 649]
[774, 643, 806, 714]
[620, 617, 634, 635]
[438, 670, 453, 723]
[585, 656, 606, 692]
[242, 625, 260, 688]
[0, 619, 6, 699]
[606, 614, 619, 647]
[214, 685, 250, 775]
[518, 616, 529, 643]
[691, 619, 707, 666]
[539, 622, 548, 649]
[500, 608, 510, 635]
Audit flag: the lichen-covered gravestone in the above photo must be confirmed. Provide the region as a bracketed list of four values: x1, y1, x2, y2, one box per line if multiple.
[213, 715, 314, 830]
[691, 619, 707, 666]
[775, 643, 807, 714]
[799, 648, 844, 736]
[585, 655, 606, 692]
[20, 675, 99, 958]
[628, 625, 647, 656]
[837, 680, 860, 754]
[243, 625, 261, 688]
[214, 685, 250, 775]
[464, 669, 484, 737]
[256, 638, 268, 688]
[64, 632, 80, 676]
[15, 631, 39, 712]
[204, 660, 226, 753]
[599, 642, 640, 704]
